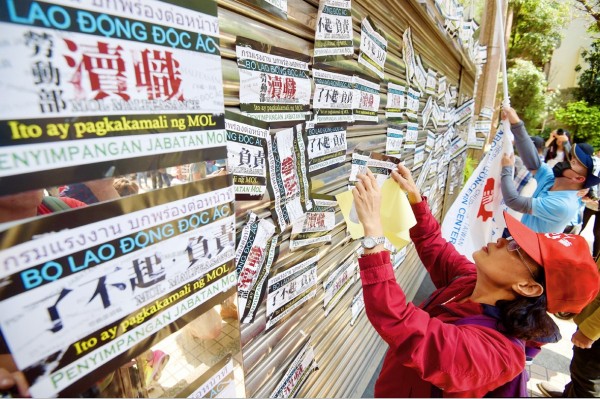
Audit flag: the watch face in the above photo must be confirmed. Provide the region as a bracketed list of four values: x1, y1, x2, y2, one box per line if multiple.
[362, 237, 376, 249]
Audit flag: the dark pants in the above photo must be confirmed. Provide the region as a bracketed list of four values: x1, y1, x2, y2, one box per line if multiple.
[581, 207, 600, 258]
[564, 338, 600, 397]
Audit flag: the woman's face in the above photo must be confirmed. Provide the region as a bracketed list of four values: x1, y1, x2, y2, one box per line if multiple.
[472, 238, 541, 288]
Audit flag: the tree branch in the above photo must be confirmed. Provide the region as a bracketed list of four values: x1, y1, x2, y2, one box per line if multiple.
[575, 0, 600, 31]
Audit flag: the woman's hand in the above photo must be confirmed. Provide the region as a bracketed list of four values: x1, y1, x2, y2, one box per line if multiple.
[391, 164, 422, 204]
[352, 169, 383, 237]
[501, 153, 515, 167]
[572, 329, 594, 349]
[501, 106, 521, 125]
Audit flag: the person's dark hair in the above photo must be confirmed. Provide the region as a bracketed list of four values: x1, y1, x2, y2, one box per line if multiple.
[545, 130, 570, 163]
[496, 269, 556, 340]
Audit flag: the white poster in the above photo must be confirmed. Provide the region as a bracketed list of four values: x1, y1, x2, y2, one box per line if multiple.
[314, 0, 353, 58]
[385, 82, 406, 120]
[305, 122, 347, 172]
[237, 37, 311, 122]
[358, 17, 387, 79]
[386, 125, 404, 157]
[323, 255, 357, 316]
[312, 67, 354, 123]
[352, 74, 381, 123]
[406, 88, 421, 120]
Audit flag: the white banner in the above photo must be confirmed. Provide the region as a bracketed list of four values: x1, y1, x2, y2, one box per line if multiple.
[441, 120, 513, 261]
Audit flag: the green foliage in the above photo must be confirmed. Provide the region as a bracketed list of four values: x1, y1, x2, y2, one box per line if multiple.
[576, 40, 600, 105]
[555, 100, 600, 147]
[508, 0, 570, 67]
[507, 59, 549, 128]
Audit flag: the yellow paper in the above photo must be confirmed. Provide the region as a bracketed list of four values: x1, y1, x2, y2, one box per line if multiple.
[335, 179, 417, 249]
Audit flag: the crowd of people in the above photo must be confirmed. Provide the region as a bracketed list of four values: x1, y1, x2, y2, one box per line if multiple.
[351, 106, 600, 398]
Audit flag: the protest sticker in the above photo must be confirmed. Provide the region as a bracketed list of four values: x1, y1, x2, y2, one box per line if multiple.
[425, 130, 436, 153]
[349, 149, 400, 189]
[305, 122, 347, 174]
[314, 0, 353, 60]
[267, 124, 313, 231]
[402, 28, 415, 81]
[242, 0, 287, 19]
[437, 76, 447, 101]
[421, 96, 434, 128]
[290, 196, 337, 251]
[385, 82, 406, 120]
[312, 65, 354, 123]
[425, 69, 437, 95]
[265, 250, 319, 331]
[479, 106, 494, 120]
[455, 98, 475, 125]
[404, 121, 419, 146]
[237, 37, 311, 123]
[323, 255, 357, 316]
[0, 0, 227, 195]
[358, 17, 387, 79]
[352, 73, 381, 124]
[235, 212, 279, 324]
[225, 111, 270, 200]
[405, 87, 421, 120]
[0, 175, 237, 397]
[412, 144, 425, 171]
[413, 55, 427, 93]
[270, 337, 318, 398]
[386, 125, 404, 158]
[180, 355, 237, 398]
[350, 289, 364, 326]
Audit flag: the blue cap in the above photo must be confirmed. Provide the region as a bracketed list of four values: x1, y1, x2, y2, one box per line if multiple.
[572, 144, 600, 188]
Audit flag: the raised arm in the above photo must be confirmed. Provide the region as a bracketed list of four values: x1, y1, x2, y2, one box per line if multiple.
[500, 155, 533, 214]
[358, 252, 524, 396]
[503, 106, 541, 174]
[391, 164, 475, 287]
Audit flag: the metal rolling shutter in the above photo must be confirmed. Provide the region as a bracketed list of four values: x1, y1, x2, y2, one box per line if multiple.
[217, 0, 475, 396]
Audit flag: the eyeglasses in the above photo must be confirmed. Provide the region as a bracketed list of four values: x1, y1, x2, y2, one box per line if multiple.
[506, 238, 537, 279]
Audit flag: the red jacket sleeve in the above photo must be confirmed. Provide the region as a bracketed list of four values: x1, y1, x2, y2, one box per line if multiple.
[410, 198, 475, 289]
[358, 251, 524, 395]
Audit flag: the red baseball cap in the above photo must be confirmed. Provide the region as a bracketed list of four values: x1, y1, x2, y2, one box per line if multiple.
[504, 211, 600, 314]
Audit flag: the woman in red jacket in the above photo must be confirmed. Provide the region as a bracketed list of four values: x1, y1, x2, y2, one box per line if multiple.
[352, 165, 600, 398]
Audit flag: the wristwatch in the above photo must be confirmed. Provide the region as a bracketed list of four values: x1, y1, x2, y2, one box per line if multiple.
[361, 236, 386, 249]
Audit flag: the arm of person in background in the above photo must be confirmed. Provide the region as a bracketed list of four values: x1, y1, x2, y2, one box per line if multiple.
[391, 165, 475, 288]
[84, 178, 120, 202]
[352, 171, 524, 396]
[500, 153, 533, 214]
[503, 106, 541, 175]
[545, 131, 556, 148]
[573, 302, 600, 349]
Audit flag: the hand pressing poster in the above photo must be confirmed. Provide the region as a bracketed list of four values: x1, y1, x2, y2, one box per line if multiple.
[314, 0, 353, 60]
[312, 65, 354, 123]
[358, 17, 387, 79]
[385, 82, 406, 120]
[237, 37, 311, 123]
[267, 124, 313, 231]
[353, 73, 381, 124]
[305, 122, 347, 173]
[235, 212, 279, 324]
[0, 0, 228, 195]
[349, 148, 401, 189]
[225, 111, 270, 200]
